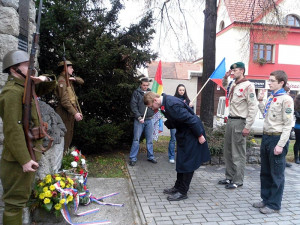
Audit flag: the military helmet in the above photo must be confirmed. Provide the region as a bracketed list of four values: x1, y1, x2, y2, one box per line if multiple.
[2, 50, 29, 72]
[58, 60, 72, 67]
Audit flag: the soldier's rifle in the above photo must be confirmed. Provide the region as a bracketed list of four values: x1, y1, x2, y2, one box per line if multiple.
[23, 0, 53, 164]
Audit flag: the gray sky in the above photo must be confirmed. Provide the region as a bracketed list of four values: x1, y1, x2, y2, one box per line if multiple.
[118, 0, 205, 62]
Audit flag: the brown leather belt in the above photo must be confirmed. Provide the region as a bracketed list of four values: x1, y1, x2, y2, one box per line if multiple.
[263, 132, 282, 136]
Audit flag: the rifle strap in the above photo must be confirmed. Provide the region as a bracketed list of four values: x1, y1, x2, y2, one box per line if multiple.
[32, 85, 54, 152]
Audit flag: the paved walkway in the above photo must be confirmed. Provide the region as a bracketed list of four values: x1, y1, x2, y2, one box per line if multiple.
[128, 153, 300, 225]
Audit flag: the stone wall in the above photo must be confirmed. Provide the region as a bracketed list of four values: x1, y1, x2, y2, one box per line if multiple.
[209, 145, 261, 165]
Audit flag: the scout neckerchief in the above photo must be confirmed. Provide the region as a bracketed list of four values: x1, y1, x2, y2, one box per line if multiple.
[263, 88, 286, 118]
[226, 77, 248, 106]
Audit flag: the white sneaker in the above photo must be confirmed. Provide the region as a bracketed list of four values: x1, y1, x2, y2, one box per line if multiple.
[169, 159, 175, 164]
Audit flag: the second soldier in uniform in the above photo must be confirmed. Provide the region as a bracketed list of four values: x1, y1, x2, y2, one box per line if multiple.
[55, 60, 84, 151]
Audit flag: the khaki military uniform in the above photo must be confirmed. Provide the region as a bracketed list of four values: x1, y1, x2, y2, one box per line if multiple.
[0, 75, 55, 225]
[55, 72, 84, 151]
[258, 93, 294, 210]
[222, 78, 258, 185]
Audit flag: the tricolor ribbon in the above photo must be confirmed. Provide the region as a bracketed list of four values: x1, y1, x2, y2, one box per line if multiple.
[54, 180, 123, 225]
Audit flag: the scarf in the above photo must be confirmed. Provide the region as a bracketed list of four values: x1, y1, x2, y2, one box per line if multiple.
[225, 77, 248, 106]
[263, 88, 286, 118]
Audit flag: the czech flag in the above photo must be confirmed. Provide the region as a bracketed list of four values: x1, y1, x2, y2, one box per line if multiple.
[210, 57, 226, 90]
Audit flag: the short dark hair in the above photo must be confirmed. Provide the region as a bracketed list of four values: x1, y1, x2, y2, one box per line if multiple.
[270, 70, 288, 88]
[140, 78, 150, 84]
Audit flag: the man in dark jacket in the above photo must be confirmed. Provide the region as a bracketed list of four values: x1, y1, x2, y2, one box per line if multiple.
[144, 92, 211, 201]
[129, 78, 157, 166]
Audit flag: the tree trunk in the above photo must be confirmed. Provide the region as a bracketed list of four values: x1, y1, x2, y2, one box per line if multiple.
[199, 0, 217, 128]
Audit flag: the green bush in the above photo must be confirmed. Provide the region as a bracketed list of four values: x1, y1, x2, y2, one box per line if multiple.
[72, 118, 125, 154]
[205, 125, 256, 156]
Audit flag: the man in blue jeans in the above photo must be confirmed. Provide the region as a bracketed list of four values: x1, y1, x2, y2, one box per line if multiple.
[253, 70, 294, 214]
[129, 78, 157, 166]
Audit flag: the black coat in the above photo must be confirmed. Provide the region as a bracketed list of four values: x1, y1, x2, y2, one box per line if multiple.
[161, 94, 211, 173]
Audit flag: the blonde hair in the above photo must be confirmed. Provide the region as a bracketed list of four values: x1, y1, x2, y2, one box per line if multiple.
[144, 92, 160, 105]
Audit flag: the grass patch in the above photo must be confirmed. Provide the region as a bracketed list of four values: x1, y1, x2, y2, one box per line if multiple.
[140, 135, 170, 153]
[86, 151, 128, 178]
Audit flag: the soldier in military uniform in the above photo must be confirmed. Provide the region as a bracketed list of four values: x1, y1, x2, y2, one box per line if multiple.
[253, 70, 294, 214]
[55, 60, 84, 151]
[218, 62, 258, 189]
[0, 50, 56, 225]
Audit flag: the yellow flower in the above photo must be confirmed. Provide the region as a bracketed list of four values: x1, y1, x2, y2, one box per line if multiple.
[59, 199, 66, 204]
[39, 193, 45, 199]
[49, 185, 55, 191]
[251, 139, 256, 144]
[44, 198, 51, 204]
[45, 190, 52, 198]
[45, 178, 52, 184]
[39, 182, 45, 187]
[54, 203, 62, 210]
[43, 187, 49, 192]
[67, 195, 73, 203]
[60, 181, 65, 188]
[66, 184, 71, 188]
[54, 173, 60, 177]
[68, 178, 74, 185]
[46, 174, 52, 180]
[55, 177, 61, 181]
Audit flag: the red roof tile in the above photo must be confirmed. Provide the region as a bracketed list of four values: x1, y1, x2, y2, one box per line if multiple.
[224, 0, 281, 23]
[147, 61, 201, 80]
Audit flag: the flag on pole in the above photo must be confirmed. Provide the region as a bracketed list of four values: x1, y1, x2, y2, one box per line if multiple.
[209, 57, 226, 90]
[151, 60, 163, 140]
[151, 60, 163, 95]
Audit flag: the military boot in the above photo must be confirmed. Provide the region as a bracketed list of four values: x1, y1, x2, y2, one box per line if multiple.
[3, 209, 22, 225]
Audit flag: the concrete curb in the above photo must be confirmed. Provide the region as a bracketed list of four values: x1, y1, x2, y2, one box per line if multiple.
[126, 162, 147, 225]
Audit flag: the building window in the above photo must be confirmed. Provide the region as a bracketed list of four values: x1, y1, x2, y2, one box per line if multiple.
[285, 15, 300, 27]
[253, 44, 273, 63]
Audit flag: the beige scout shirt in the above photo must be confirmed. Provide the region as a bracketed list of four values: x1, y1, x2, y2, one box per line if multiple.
[258, 94, 294, 147]
[223, 78, 258, 130]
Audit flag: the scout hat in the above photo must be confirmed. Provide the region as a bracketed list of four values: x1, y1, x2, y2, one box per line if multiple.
[230, 62, 245, 70]
[2, 50, 29, 72]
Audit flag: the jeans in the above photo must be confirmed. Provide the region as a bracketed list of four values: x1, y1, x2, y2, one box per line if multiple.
[168, 129, 176, 160]
[260, 134, 288, 210]
[129, 119, 154, 162]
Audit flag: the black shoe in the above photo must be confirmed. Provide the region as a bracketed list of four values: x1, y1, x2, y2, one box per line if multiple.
[147, 159, 157, 164]
[129, 161, 136, 166]
[218, 179, 231, 185]
[295, 157, 300, 164]
[225, 183, 243, 189]
[167, 192, 188, 201]
[286, 162, 292, 167]
[163, 187, 178, 195]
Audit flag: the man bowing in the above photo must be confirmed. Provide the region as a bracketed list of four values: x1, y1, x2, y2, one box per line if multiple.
[144, 92, 211, 201]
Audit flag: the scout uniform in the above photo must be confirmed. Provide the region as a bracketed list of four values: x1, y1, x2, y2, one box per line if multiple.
[221, 62, 258, 188]
[55, 62, 84, 151]
[258, 89, 294, 211]
[0, 50, 56, 225]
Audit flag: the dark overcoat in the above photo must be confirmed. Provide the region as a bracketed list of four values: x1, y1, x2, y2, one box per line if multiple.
[161, 94, 210, 173]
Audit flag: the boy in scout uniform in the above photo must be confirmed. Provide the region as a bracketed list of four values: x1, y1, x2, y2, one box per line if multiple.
[55, 60, 84, 151]
[253, 70, 294, 214]
[218, 62, 258, 189]
[0, 50, 56, 225]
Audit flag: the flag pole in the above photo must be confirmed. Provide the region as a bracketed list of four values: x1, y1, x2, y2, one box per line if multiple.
[143, 107, 148, 120]
[190, 78, 211, 104]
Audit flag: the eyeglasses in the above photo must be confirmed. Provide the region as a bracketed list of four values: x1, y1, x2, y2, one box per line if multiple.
[268, 79, 278, 83]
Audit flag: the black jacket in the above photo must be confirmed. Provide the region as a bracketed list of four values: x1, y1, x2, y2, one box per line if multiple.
[130, 87, 154, 120]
